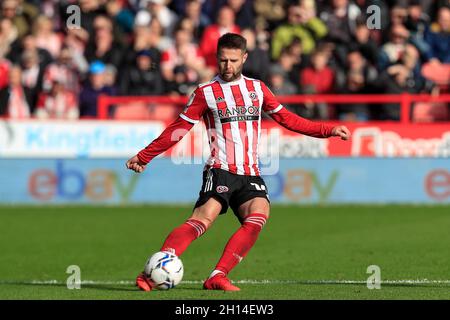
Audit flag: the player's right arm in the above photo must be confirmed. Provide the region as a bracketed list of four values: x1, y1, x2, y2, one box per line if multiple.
[126, 88, 207, 173]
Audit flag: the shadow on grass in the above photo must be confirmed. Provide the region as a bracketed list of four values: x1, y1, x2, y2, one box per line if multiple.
[2, 282, 204, 292]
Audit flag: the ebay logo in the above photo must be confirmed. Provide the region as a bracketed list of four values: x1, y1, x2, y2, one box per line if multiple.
[28, 160, 138, 202]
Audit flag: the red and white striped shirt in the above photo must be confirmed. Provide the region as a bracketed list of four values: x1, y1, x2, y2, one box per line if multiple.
[181, 75, 276, 176]
[138, 75, 334, 176]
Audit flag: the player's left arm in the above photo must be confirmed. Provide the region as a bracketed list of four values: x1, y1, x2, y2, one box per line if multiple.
[269, 107, 351, 140]
[260, 82, 350, 140]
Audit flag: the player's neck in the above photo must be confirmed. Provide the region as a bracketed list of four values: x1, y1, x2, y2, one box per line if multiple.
[217, 74, 243, 84]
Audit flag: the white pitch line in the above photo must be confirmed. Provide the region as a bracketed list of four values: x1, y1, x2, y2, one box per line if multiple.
[0, 279, 449, 285]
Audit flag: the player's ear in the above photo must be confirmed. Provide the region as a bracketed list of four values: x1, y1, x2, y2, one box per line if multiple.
[242, 51, 248, 63]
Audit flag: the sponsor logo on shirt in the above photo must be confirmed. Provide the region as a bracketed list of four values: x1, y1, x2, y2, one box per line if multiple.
[217, 106, 260, 123]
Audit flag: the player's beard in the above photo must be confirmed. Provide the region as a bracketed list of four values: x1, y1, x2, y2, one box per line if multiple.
[221, 65, 243, 82]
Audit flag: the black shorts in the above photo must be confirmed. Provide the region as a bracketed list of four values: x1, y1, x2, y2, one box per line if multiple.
[194, 168, 270, 215]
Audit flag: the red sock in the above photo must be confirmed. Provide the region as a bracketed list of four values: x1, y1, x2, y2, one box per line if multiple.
[160, 219, 206, 256]
[214, 213, 267, 275]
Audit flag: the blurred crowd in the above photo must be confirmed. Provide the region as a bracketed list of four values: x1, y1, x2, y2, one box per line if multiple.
[0, 0, 448, 121]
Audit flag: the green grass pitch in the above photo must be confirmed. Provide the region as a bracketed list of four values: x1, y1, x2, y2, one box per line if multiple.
[0, 205, 449, 300]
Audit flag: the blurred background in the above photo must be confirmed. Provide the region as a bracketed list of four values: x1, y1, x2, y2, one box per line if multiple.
[0, 0, 449, 205]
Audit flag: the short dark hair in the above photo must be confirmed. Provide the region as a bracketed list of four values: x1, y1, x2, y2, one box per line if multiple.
[217, 33, 247, 53]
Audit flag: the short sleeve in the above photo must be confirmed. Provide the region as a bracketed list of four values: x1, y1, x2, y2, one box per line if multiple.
[260, 81, 283, 115]
[179, 86, 208, 124]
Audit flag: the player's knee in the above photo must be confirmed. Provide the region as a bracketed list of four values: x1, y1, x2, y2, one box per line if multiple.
[191, 215, 215, 229]
[190, 197, 222, 229]
[191, 208, 219, 229]
[247, 199, 270, 218]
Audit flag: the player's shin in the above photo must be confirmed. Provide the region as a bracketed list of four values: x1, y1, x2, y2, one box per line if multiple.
[211, 213, 267, 276]
[160, 219, 206, 256]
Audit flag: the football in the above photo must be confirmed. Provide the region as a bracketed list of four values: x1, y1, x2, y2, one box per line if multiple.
[144, 251, 184, 290]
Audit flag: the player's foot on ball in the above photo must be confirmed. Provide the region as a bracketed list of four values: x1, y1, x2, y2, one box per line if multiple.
[136, 272, 154, 291]
[203, 273, 240, 291]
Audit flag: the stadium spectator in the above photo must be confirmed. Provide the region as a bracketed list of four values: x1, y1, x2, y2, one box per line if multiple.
[79, 60, 116, 117]
[167, 65, 197, 96]
[0, 0, 34, 39]
[42, 47, 83, 100]
[241, 28, 270, 82]
[0, 58, 10, 89]
[268, 64, 297, 96]
[0, 65, 31, 118]
[122, 24, 162, 74]
[300, 49, 335, 95]
[284, 37, 308, 87]
[0, 17, 18, 58]
[299, 48, 335, 119]
[104, 63, 118, 89]
[84, 15, 125, 68]
[424, 6, 450, 63]
[6, 34, 53, 70]
[320, 0, 362, 67]
[20, 48, 45, 113]
[182, 0, 211, 44]
[36, 1, 63, 30]
[160, 27, 205, 84]
[336, 50, 378, 121]
[32, 15, 63, 59]
[271, 1, 327, 60]
[120, 49, 164, 96]
[378, 23, 412, 71]
[105, 0, 135, 35]
[35, 77, 79, 120]
[147, 17, 173, 52]
[197, 65, 215, 84]
[274, 48, 300, 91]
[267, 64, 301, 116]
[352, 20, 378, 66]
[253, 0, 286, 31]
[388, 3, 408, 28]
[176, 16, 195, 35]
[137, 0, 178, 36]
[63, 28, 90, 62]
[199, 6, 240, 69]
[0, 0, 447, 121]
[404, 0, 431, 60]
[77, 0, 105, 37]
[376, 45, 434, 120]
[217, 0, 255, 30]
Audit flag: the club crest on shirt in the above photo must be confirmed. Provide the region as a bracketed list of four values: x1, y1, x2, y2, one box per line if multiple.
[216, 96, 224, 103]
[248, 91, 257, 101]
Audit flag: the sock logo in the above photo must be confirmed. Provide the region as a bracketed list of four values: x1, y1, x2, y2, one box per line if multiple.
[233, 253, 243, 263]
[161, 248, 176, 255]
[216, 185, 229, 193]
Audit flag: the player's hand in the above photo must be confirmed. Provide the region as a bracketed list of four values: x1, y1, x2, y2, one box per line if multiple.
[126, 155, 147, 173]
[331, 125, 351, 140]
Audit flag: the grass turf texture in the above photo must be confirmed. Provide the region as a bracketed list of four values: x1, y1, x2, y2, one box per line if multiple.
[0, 205, 449, 300]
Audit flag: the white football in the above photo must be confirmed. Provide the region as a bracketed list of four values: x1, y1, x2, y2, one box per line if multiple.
[144, 251, 184, 290]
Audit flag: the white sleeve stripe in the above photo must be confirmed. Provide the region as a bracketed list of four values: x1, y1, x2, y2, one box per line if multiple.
[265, 104, 283, 115]
[180, 113, 199, 124]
